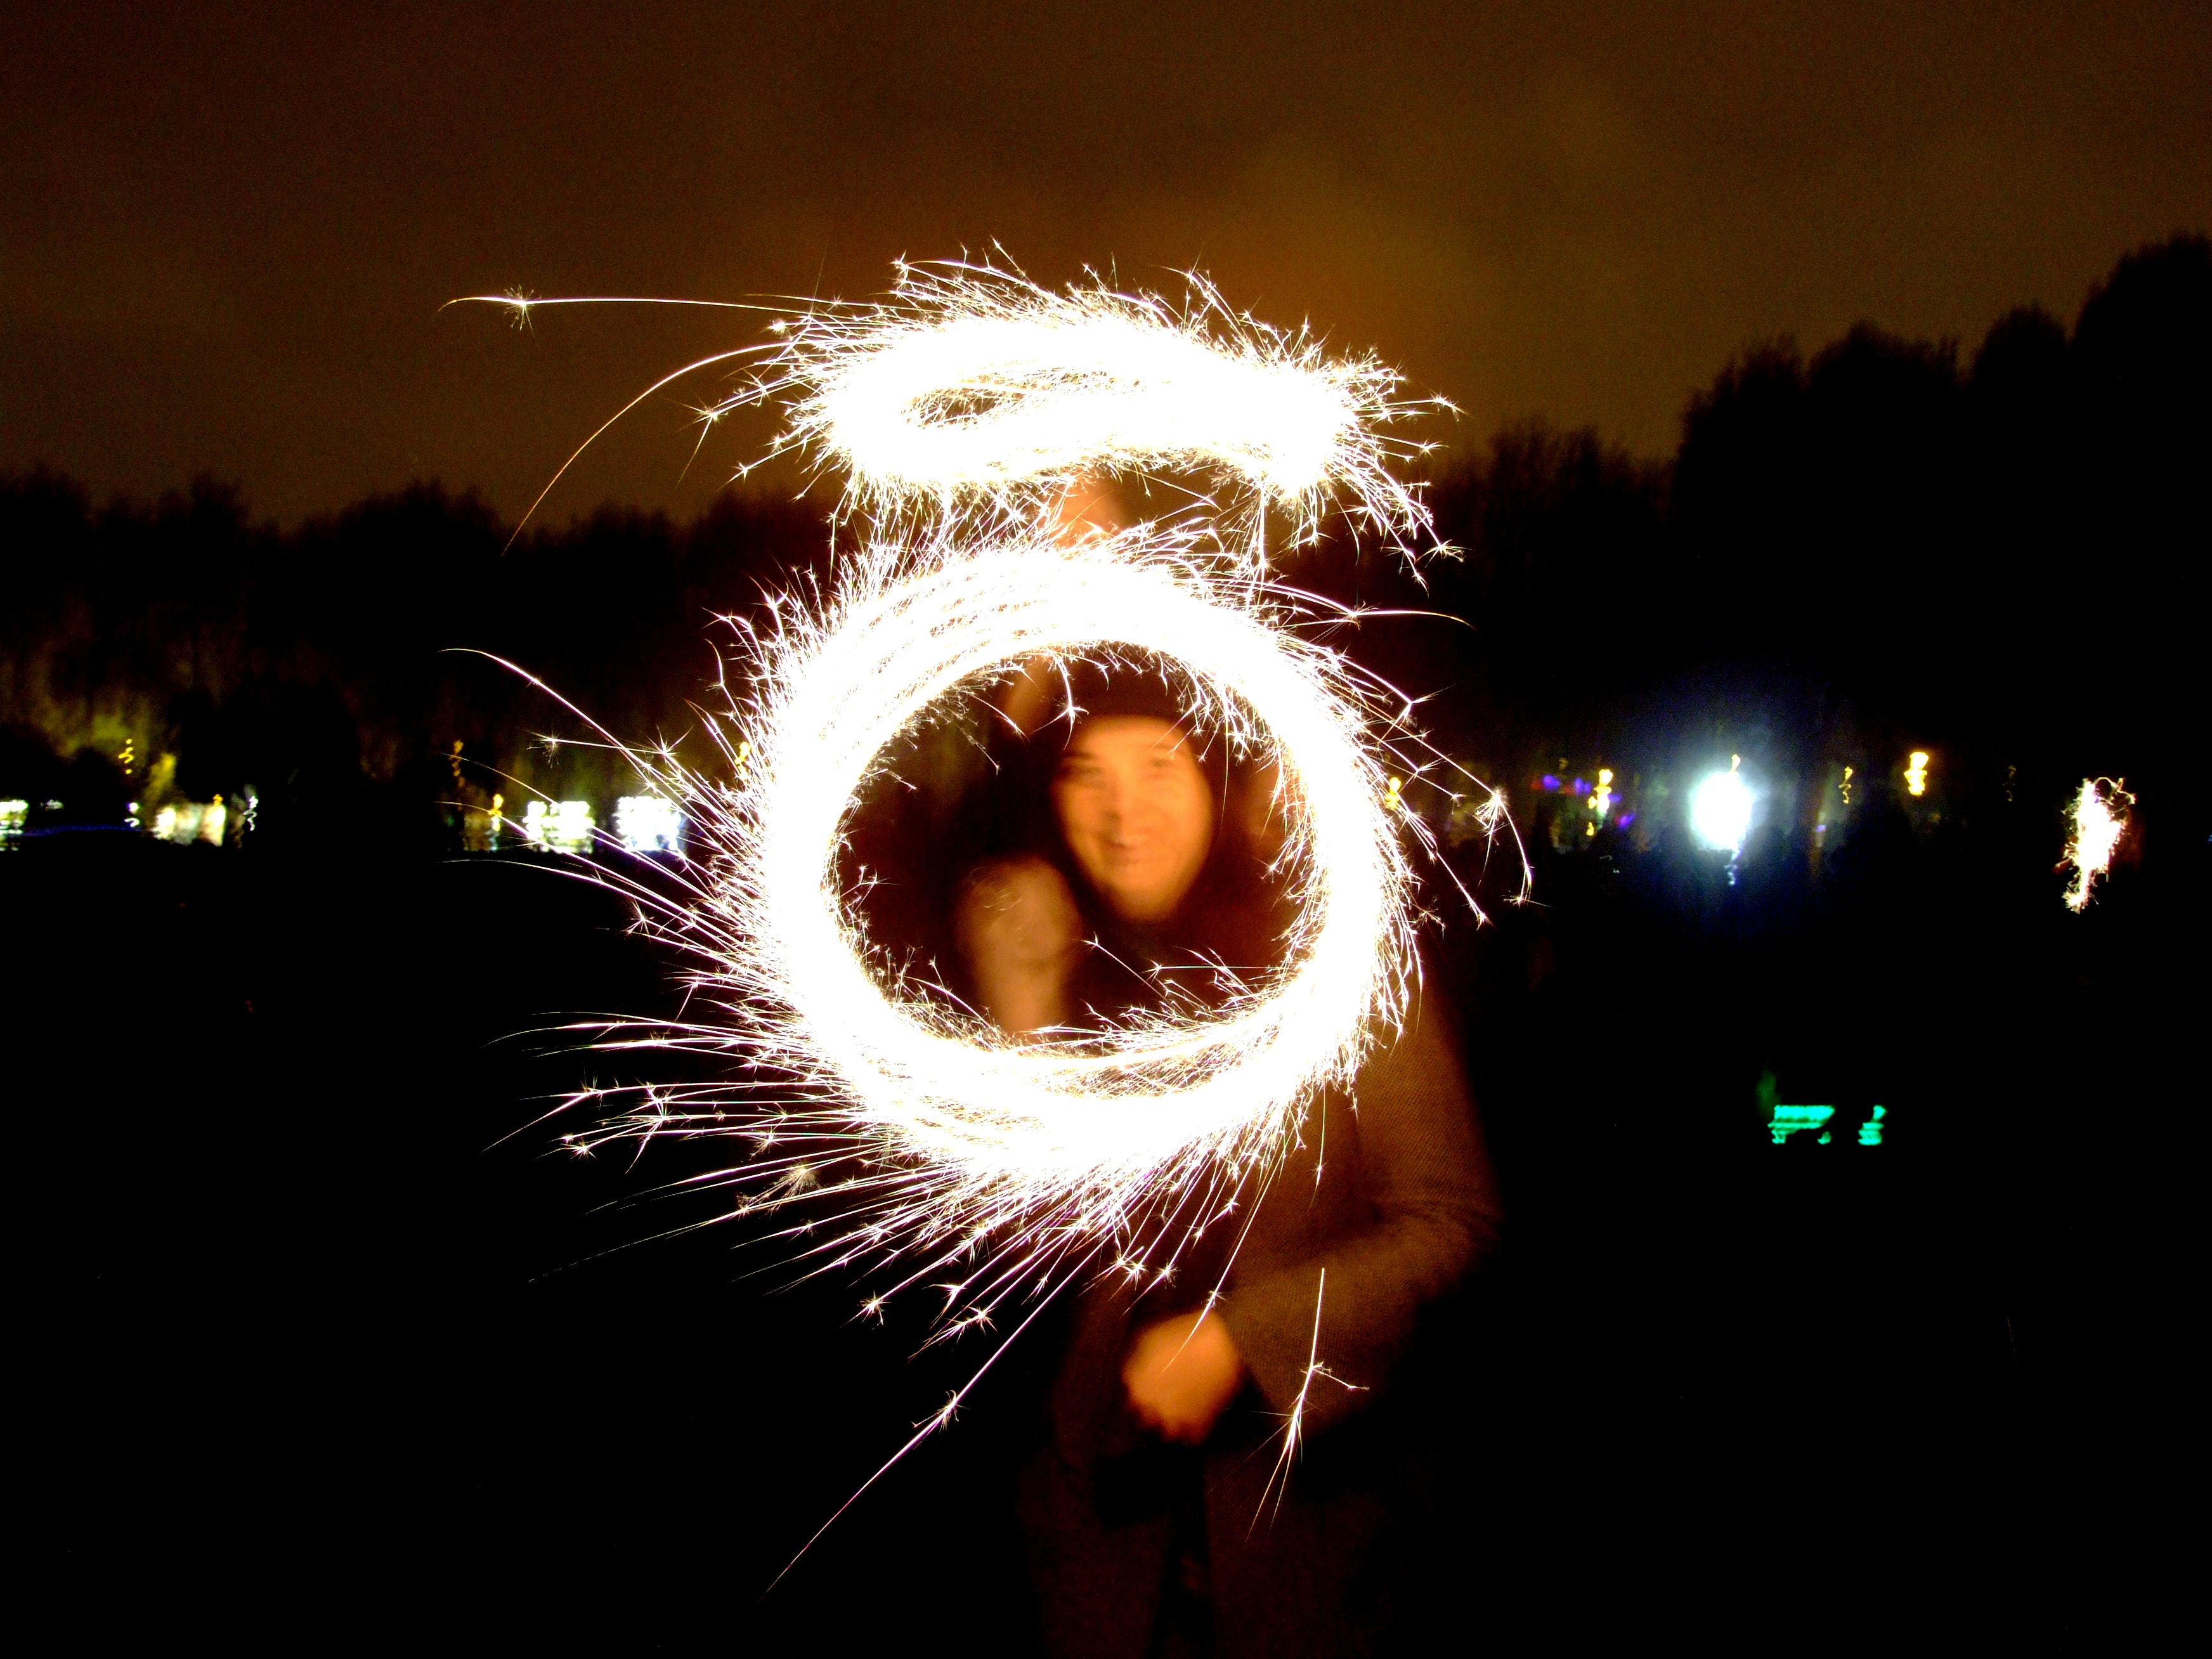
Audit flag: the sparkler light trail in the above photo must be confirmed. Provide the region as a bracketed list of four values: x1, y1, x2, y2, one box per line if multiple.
[720, 260, 1452, 574]
[478, 260, 1526, 1560]
[526, 263, 1506, 1260]
[620, 530, 1417, 1246]
[2061, 777, 2131, 911]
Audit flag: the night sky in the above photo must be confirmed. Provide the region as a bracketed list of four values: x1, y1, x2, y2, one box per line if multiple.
[6, 1, 2206, 524]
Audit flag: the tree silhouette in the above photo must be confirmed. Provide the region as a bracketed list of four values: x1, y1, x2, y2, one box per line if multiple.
[3, 236, 2202, 854]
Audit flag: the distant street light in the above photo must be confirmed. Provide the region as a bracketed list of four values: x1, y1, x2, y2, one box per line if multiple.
[1690, 756, 1752, 854]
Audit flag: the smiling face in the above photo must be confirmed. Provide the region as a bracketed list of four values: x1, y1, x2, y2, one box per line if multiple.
[1052, 715, 1216, 924]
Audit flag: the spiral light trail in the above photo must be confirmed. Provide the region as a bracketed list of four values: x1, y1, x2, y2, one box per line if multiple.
[493, 263, 1523, 1558]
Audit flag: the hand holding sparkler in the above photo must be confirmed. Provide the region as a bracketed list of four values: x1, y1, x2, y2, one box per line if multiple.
[505, 256, 1519, 1403]
[1122, 1308, 1245, 1445]
[467, 258, 1516, 1597]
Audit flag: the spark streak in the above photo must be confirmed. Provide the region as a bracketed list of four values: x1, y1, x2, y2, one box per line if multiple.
[1255, 1268, 1363, 1524]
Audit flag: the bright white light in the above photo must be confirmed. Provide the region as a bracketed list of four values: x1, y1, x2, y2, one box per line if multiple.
[726, 261, 1447, 573]
[2062, 777, 2131, 912]
[615, 794, 684, 854]
[509, 262, 1532, 1379]
[1689, 762, 1753, 854]
[150, 801, 227, 845]
[0, 800, 25, 840]
[523, 798, 596, 853]
[665, 531, 1414, 1199]
[545, 524, 1523, 1338]
[456, 260, 1556, 1558]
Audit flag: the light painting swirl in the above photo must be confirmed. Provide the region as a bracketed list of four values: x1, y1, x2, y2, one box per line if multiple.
[478, 262, 1530, 1559]
[732, 261, 1448, 572]
[696, 530, 1414, 1228]
[517, 263, 1520, 1332]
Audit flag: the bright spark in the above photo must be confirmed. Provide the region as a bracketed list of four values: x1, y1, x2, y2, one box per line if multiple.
[1256, 1268, 1363, 1523]
[1689, 755, 1752, 854]
[2061, 777, 2131, 912]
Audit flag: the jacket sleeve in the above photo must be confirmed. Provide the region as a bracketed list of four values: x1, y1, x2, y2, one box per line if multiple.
[1216, 988, 1503, 1435]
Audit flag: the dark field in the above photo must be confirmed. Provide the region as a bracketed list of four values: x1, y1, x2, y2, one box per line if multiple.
[9, 809, 2176, 1648]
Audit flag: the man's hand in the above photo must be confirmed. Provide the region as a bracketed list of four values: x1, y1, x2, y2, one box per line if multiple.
[1122, 1310, 1243, 1445]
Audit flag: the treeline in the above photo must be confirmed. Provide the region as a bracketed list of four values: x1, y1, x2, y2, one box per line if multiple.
[0, 480, 827, 842]
[2, 236, 2202, 847]
[1336, 233, 2203, 821]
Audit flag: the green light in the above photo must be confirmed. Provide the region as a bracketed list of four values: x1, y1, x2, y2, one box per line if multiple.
[1756, 1072, 1886, 1147]
[1766, 1101, 1886, 1147]
[1769, 1103, 1833, 1145]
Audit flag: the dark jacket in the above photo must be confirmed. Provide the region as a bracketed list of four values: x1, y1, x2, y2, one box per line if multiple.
[1018, 985, 1503, 1659]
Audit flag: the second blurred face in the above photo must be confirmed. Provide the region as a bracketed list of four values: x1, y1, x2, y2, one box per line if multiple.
[1053, 715, 1215, 924]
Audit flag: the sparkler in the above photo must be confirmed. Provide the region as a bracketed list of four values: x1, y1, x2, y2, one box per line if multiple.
[478, 260, 1526, 1555]
[720, 260, 1451, 574]
[2060, 777, 2131, 911]
[448, 262, 1450, 565]
[560, 524, 1503, 1353]
[531, 262, 1512, 1289]
[613, 530, 1415, 1237]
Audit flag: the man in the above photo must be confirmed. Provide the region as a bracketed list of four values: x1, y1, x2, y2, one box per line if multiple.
[958, 678, 1502, 1658]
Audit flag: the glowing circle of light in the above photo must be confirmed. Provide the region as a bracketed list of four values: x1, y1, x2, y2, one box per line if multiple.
[1689, 762, 1753, 854]
[713, 530, 1412, 1200]
[460, 262, 1539, 1554]
[514, 263, 1499, 1323]
[739, 262, 1444, 569]
[816, 309, 1355, 504]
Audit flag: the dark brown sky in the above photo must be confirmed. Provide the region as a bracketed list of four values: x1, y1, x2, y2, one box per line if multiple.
[6, 1, 2206, 525]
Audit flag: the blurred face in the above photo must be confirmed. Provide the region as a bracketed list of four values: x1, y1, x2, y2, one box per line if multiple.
[1053, 716, 1215, 923]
